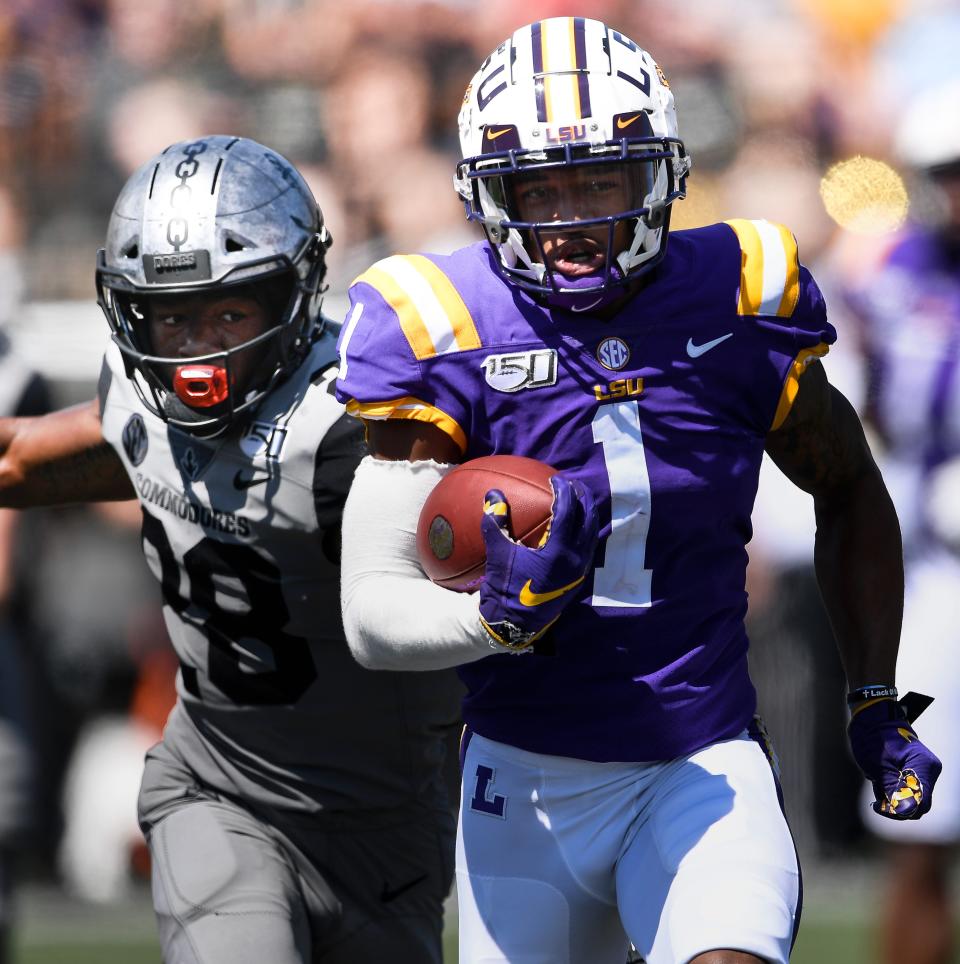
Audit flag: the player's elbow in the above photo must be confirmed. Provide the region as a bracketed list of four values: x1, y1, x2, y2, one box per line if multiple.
[814, 452, 886, 512]
[341, 598, 403, 671]
[343, 622, 379, 670]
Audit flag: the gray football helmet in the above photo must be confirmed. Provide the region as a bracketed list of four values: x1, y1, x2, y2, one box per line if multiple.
[96, 135, 332, 437]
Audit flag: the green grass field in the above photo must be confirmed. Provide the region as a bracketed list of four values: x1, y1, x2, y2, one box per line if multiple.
[10, 868, 944, 963]
[10, 922, 887, 964]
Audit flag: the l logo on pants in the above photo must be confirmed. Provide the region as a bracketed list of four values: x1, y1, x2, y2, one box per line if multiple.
[470, 764, 506, 818]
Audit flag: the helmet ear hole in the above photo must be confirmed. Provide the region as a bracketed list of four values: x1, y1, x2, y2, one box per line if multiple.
[643, 202, 665, 229]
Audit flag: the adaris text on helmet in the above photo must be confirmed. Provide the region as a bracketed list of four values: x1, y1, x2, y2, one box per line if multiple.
[154, 253, 197, 272]
[143, 248, 212, 284]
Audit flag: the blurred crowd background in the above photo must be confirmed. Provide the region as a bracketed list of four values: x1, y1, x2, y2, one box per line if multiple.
[0, 0, 959, 950]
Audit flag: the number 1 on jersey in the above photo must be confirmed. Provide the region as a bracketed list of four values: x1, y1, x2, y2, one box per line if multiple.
[591, 401, 653, 608]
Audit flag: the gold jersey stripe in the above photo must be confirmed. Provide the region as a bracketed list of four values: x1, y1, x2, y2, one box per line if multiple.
[770, 342, 831, 431]
[726, 219, 800, 318]
[353, 255, 481, 361]
[354, 264, 435, 359]
[409, 255, 482, 352]
[345, 397, 467, 454]
[774, 222, 801, 317]
[727, 218, 763, 316]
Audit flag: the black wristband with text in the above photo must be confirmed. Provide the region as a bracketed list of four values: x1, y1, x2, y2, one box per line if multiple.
[846, 684, 898, 706]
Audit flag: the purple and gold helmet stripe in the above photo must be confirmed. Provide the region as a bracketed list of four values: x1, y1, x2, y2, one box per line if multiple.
[572, 17, 592, 118]
[533, 18, 591, 124]
[531, 21, 548, 123]
[345, 396, 467, 454]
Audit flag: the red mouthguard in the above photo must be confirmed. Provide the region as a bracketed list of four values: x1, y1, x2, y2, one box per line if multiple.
[173, 365, 229, 408]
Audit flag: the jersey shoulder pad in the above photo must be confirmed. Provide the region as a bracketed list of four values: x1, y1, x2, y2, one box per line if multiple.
[99, 341, 138, 413]
[723, 218, 804, 319]
[349, 250, 483, 362]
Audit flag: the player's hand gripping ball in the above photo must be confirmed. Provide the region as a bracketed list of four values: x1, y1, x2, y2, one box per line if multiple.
[417, 455, 559, 592]
[848, 695, 942, 820]
[478, 474, 599, 653]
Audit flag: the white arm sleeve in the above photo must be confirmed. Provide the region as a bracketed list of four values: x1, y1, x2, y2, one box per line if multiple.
[340, 456, 493, 670]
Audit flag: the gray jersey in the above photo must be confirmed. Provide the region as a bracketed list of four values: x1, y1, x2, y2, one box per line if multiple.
[99, 326, 463, 815]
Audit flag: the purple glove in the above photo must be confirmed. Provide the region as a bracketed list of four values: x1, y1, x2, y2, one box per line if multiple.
[848, 694, 941, 820]
[478, 475, 599, 652]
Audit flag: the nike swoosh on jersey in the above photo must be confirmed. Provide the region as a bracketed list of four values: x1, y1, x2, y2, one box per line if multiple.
[616, 113, 642, 129]
[380, 873, 428, 903]
[519, 575, 586, 607]
[686, 332, 733, 358]
[233, 470, 271, 490]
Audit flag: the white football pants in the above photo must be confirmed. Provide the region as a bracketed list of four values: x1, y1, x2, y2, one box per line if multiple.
[457, 726, 800, 964]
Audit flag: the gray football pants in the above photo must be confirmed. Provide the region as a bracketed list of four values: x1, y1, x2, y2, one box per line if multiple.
[140, 749, 454, 963]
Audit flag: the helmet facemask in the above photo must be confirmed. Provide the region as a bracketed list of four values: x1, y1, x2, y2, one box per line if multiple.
[460, 136, 685, 310]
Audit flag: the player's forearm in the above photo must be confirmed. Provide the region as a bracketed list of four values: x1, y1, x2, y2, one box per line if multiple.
[813, 464, 902, 689]
[340, 454, 492, 671]
[0, 403, 134, 507]
[343, 571, 490, 670]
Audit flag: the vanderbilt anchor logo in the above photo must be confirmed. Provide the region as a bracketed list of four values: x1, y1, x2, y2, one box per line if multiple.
[482, 349, 557, 393]
[179, 446, 201, 480]
[121, 414, 148, 466]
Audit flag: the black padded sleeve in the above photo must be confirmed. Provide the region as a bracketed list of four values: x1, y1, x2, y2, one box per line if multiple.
[313, 412, 368, 563]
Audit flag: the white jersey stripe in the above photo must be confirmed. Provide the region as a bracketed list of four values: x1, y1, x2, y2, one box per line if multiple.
[376, 257, 461, 356]
[336, 301, 364, 382]
[753, 219, 790, 317]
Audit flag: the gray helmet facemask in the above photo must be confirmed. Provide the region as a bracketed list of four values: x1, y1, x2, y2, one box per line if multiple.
[96, 135, 332, 438]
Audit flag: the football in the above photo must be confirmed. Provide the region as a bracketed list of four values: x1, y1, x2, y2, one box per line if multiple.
[416, 455, 557, 592]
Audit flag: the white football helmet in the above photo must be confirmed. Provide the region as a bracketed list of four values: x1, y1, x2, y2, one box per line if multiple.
[894, 78, 960, 175]
[455, 17, 690, 310]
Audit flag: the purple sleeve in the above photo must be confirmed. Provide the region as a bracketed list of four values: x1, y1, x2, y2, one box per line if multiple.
[334, 260, 473, 454]
[753, 264, 837, 431]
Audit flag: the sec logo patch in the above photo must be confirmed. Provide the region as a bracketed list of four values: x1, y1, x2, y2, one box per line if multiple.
[597, 337, 630, 371]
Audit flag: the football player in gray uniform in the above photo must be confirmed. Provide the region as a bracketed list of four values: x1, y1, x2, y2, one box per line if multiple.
[0, 135, 462, 963]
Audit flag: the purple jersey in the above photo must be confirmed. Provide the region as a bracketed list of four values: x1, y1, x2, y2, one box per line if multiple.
[845, 228, 960, 550]
[337, 220, 835, 762]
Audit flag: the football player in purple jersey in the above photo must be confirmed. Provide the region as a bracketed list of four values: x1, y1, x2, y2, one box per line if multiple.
[0, 137, 463, 963]
[335, 17, 942, 964]
[843, 79, 960, 964]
